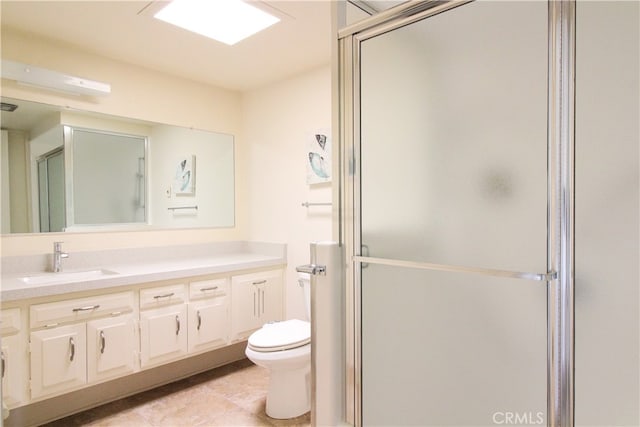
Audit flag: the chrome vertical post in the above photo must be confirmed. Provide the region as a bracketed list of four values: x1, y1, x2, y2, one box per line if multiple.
[548, 1, 575, 426]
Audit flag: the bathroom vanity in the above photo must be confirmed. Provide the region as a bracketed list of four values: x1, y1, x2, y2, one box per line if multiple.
[0, 241, 286, 426]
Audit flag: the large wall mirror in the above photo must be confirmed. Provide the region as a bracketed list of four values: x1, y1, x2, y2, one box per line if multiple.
[1, 97, 235, 234]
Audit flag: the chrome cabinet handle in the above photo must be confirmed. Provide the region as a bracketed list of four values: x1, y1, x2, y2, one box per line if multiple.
[72, 304, 100, 312]
[100, 330, 106, 354]
[1, 351, 5, 378]
[153, 292, 174, 299]
[197, 311, 202, 331]
[200, 286, 218, 292]
[252, 280, 266, 285]
[175, 315, 180, 335]
[69, 337, 75, 361]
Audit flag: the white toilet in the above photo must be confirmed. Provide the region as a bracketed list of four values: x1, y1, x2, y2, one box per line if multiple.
[245, 273, 312, 419]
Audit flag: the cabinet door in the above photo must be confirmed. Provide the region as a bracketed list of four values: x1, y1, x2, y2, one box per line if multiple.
[30, 324, 86, 399]
[1, 334, 25, 407]
[188, 300, 228, 353]
[259, 270, 284, 324]
[230, 277, 260, 342]
[1, 308, 26, 408]
[87, 314, 137, 383]
[231, 270, 284, 342]
[140, 304, 187, 368]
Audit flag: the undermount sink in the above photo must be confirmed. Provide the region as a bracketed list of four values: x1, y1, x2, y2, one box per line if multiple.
[19, 269, 119, 285]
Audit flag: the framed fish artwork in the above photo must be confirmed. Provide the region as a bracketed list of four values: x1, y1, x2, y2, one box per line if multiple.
[307, 130, 331, 185]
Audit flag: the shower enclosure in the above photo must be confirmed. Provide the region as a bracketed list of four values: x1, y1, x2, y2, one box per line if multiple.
[337, 1, 638, 425]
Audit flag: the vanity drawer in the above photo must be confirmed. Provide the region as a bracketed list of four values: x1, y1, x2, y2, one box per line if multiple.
[30, 292, 134, 329]
[189, 278, 229, 301]
[140, 283, 186, 310]
[0, 308, 21, 336]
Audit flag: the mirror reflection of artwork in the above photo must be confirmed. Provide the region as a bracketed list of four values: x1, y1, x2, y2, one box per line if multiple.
[307, 131, 331, 184]
[173, 155, 196, 195]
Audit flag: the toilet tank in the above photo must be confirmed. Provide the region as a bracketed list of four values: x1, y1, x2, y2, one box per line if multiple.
[297, 272, 311, 320]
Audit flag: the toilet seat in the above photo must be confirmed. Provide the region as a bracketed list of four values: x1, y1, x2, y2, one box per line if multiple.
[248, 319, 310, 352]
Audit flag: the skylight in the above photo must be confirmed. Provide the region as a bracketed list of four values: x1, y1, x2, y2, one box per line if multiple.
[154, 0, 280, 46]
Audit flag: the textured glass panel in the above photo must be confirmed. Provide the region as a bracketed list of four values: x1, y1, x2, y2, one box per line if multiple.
[72, 129, 146, 225]
[37, 160, 49, 232]
[362, 264, 546, 426]
[47, 151, 66, 232]
[360, 1, 547, 273]
[575, 2, 640, 425]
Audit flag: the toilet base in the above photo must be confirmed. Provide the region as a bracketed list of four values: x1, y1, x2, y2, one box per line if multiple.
[245, 328, 311, 420]
[265, 365, 311, 419]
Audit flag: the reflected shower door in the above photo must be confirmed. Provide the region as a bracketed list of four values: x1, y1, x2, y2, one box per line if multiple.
[37, 149, 65, 232]
[357, 2, 549, 425]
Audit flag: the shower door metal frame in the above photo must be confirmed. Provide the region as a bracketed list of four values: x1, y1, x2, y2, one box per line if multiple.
[337, 1, 576, 426]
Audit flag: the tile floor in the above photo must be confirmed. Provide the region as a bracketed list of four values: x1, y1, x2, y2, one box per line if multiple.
[42, 359, 311, 427]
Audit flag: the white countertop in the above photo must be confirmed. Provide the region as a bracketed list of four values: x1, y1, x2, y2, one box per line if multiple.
[1, 242, 286, 302]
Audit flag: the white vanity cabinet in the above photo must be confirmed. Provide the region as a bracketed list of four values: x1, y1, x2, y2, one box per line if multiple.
[188, 278, 229, 354]
[1, 308, 27, 408]
[139, 283, 188, 368]
[29, 292, 136, 400]
[230, 270, 284, 342]
[1, 248, 286, 424]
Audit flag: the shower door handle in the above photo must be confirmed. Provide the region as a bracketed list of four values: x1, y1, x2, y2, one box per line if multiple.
[296, 264, 326, 276]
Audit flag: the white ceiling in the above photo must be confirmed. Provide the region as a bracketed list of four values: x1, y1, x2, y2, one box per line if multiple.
[0, 0, 333, 92]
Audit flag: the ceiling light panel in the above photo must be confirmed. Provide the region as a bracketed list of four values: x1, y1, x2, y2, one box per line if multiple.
[154, 0, 280, 46]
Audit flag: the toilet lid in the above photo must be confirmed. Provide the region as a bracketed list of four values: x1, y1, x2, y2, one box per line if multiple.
[248, 319, 310, 352]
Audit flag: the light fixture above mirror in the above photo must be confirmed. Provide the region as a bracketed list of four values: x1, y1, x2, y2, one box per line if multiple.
[1, 59, 111, 97]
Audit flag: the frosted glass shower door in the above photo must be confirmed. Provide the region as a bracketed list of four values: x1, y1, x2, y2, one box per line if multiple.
[358, 2, 549, 425]
[575, 2, 639, 425]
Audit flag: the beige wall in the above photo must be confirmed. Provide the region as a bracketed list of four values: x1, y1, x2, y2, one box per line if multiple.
[1, 28, 247, 256]
[242, 65, 333, 320]
[1, 29, 241, 133]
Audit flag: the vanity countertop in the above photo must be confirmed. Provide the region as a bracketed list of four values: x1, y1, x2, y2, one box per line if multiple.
[1, 242, 286, 302]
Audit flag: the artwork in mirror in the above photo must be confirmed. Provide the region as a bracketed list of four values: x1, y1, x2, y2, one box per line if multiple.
[0, 97, 235, 234]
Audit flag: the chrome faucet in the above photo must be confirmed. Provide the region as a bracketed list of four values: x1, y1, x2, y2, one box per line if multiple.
[53, 241, 69, 273]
